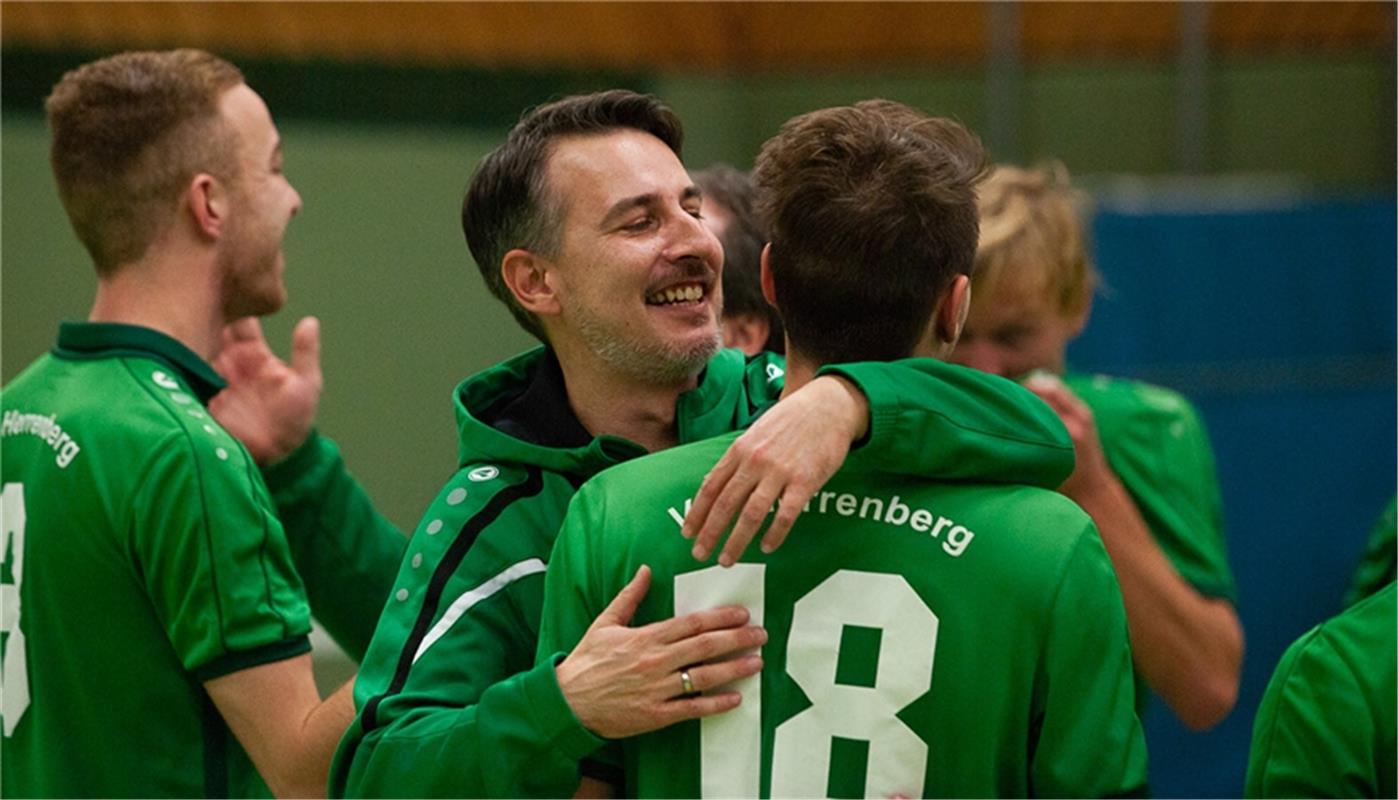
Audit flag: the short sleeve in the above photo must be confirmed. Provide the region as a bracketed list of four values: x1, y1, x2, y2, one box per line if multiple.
[1241, 629, 1370, 794]
[1032, 528, 1149, 798]
[132, 431, 310, 681]
[1095, 386, 1237, 603]
[819, 359, 1075, 490]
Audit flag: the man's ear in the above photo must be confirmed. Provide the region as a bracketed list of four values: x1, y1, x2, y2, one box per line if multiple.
[501, 249, 561, 317]
[934, 274, 972, 345]
[721, 313, 771, 357]
[187, 173, 227, 241]
[759, 243, 777, 306]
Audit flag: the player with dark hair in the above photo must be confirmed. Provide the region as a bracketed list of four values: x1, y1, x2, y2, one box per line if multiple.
[537, 100, 1146, 797]
[949, 164, 1243, 731]
[0, 50, 381, 798]
[216, 89, 1082, 796]
[692, 164, 784, 355]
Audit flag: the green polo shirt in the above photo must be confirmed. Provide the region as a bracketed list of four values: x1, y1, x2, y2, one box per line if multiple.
[1, 322, 311, 798]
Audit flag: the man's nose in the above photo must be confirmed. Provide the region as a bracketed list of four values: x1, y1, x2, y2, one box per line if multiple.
[666, 210, 723, 273]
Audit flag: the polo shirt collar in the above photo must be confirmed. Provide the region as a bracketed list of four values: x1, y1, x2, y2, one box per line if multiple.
[53, 322, 227, 404]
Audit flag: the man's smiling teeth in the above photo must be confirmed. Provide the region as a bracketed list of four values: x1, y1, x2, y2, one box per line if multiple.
[646, 284, 705, 305]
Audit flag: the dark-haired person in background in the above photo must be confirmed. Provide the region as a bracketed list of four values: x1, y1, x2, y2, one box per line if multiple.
[692, 164, 784, 355]
[538, 100, 1145, 798]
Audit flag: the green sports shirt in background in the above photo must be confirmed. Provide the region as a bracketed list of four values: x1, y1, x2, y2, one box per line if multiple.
[0, 323, 312, 798]
[1343, 496, 1396, 610]
[1245, 581, 1396, 798]
[1064, 373, 1238, 714]
[538, 430, 1148, 798]
[326, 348, 1076, 797]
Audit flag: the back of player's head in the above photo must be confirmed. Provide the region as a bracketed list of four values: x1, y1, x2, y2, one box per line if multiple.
[463, 90, 685, 341]
[975, 163, 1097, 319]
[691, 164, 784, 354]
[45, 49, 245, 275]
[753, 100, 986, 364]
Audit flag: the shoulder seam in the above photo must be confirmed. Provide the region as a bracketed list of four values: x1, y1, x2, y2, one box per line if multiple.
[120, 356, 233, 654]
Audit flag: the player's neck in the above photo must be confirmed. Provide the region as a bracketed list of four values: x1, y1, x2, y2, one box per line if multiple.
[88, 252, 224, 362]
[556, 352, 695, 453]
[777, 352, 820, 400]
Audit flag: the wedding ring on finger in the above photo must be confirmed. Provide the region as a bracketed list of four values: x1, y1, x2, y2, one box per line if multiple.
[680, 668, 696, 695]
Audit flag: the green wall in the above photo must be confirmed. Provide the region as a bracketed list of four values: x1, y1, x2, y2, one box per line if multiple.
[2, 116, 535, 529]
[660, 54, 1394, 183]
[3, 50, 1392, 528]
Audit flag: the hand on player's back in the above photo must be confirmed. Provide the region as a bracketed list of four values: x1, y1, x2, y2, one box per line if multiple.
[682, 374, 868, 566]
[210, 316, 323, 466]
[555, 566, 766, 739]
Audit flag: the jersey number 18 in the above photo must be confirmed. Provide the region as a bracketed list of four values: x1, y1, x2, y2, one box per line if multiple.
[675, 564, 938, 798]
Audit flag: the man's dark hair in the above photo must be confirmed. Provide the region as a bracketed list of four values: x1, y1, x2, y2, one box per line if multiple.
[752, 100, 987, 365]
[692, 164, 784, 354]
[462, 90, 684, 341]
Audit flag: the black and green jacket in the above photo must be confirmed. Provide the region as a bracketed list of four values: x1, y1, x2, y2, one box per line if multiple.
[281, 346, 1074, 797]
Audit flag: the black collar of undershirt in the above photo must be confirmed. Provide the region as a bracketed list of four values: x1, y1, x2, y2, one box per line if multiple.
[485, 349, 594, 450]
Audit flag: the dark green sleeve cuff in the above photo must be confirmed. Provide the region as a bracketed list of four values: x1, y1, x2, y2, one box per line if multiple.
[812, 364, 877, 450]
[526, 655, 607, 761]
[192, 635, 313, 682]
[260, 430, 338, 493]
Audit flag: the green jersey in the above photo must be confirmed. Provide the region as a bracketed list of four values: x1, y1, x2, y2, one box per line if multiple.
[1065, 373, 1237, 717]
[1246, 582, 1396, 798]
[1343, 497, 1396, 610]
[0, 323, 312, 798]
[538, 430, 1148, 799]
[328, 348, 1076, 797]
[1065, 373, 1235, 603]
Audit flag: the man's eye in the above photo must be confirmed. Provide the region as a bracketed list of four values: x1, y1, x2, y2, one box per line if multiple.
[624, 216, 655, 232]
[685, 207, 704, 220]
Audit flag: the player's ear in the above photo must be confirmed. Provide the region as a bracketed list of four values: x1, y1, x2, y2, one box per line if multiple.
[187, 173, 226, 241]
[934, 274, 972, 346]
[501, 249, 561, 317]
[721, 313, 770, 357]
[759, 243, 777, 306]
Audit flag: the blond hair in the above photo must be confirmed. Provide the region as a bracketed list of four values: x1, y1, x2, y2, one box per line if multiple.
[974, 163, 1097, 317]
[45, 50, 244, 274]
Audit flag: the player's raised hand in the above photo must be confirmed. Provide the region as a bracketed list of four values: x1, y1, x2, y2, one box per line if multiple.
[555, 566, 766, 739]
[682, 374, 868, 566]
[1023, 373, 1110, 498]
[210, 316, 323, 466]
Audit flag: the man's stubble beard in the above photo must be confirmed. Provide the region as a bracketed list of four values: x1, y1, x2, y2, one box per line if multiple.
[575, 313, 723, 386]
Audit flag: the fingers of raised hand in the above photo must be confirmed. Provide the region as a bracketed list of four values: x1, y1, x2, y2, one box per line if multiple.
[289, 316, 323, 382]
[224, 316, 264, 344]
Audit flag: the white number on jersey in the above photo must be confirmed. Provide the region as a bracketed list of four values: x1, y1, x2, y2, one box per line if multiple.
[1, 482, 29, 736]
[675, 565, 939, 798]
